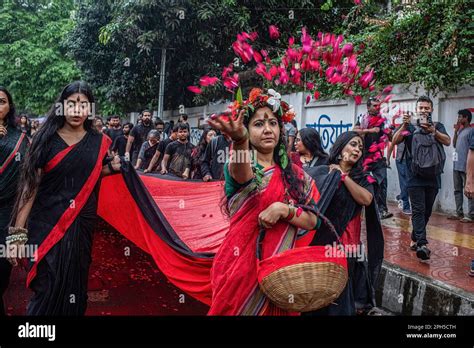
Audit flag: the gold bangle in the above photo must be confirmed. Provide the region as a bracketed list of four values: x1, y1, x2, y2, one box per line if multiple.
[8, 226, 28, 236]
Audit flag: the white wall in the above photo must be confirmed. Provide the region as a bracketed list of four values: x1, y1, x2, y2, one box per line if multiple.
[161, 84, 474, 214]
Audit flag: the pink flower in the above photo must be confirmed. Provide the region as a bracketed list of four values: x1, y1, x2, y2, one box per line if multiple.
[383, 94, 394, 103]
[301, 27, 313, 53]
[367, 175, 376, 184]
[363, 157, 375, 168]
[222, 65, 233, 79]
[269, 25, 280, 40]
[382, 85, 393, 94]
[306, 95, 311, 104]
[199, 76, 219, 87]
[187, 86, 202, 94]
[249, 31, 258, 41]
[306, 82, 314, 90]
[309, 59, 320, 71]
[270, 65, 278, 77]
[223, 73, 239, 90]
[342, 43, 354, 56]
[313, 90, 320, 100]
[253, 51, 263, 63]
[354, 95, 363, 105]
[359, 69, 374, 89]
[401, 130, 411, 137]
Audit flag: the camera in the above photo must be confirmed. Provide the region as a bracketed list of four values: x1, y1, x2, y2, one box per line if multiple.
[409, 112, 432, 126]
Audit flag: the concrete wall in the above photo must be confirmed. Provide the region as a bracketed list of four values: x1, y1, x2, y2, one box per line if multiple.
[160, 84, 474, 214]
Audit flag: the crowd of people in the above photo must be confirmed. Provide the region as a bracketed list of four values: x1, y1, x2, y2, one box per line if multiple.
[0, 81, 472, 317]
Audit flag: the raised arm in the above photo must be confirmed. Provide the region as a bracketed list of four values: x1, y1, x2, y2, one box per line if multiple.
[207, 110, 253, 184]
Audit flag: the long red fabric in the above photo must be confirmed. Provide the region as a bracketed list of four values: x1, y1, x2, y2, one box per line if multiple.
[98, 175, 224, 305]
[97, 165, 320, 313]
[140, 176, 229, 254]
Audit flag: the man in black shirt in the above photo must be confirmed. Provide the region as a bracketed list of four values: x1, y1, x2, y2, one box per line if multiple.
[392, 95, 451, 260]
[144, 124, 178, 173]
[125, 110, 153, 165]
[161, 123, 194, 179]
[354, 96, 393, 219]
[201, 133, 231, 181]
[105, 115, 123, 154]
[111, 122, 133, 157]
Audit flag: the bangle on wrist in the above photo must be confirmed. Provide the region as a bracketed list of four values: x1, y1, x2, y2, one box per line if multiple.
[284, 205, 296, 221]
[6, 233, 28, 244]
[8, 226, 28, 236]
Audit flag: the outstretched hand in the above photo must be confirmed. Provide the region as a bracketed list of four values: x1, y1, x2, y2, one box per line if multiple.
[207, 110, 247, 142]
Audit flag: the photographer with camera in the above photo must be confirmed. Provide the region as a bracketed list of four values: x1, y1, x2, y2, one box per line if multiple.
[392, 96, 451, 261]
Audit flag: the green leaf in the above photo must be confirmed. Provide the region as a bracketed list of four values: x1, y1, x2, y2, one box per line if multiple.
[236, 87, 243, 104]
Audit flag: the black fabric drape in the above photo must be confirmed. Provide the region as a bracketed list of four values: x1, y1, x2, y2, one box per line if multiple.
[26, 131, 105, 315]
[0, 127, 28, 316]
[305, 165, 384, 314]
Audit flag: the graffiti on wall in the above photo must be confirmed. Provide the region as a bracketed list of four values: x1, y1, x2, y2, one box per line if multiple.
[306, 114, 353, 150]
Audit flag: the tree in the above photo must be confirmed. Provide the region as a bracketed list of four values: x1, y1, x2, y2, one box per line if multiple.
[0, 0, 80, 114]
[341, 0, 473, 95]
[66, 0, 354, 112]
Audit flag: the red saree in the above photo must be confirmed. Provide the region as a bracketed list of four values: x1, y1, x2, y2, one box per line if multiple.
[209, 164, 320, 315]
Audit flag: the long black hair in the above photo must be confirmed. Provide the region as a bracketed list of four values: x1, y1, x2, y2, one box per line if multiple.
[298, 128, 328, 160]
[11, 81, 95, 224]
[0, 86, 17, 127]
[329, 131, 366, 184]
[18, 114, 31, 133]
[197, 128, 214, 154]
[243, 106, 307, 204]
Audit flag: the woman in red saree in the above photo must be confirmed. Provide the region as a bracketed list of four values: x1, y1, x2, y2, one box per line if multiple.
[207, 88, 321, 315]
[7, 81, 121, 315]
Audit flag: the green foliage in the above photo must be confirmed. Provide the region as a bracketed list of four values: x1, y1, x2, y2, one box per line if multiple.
[0, 0, 80, 114]
[342, 0, 473, 95]
[2, 0, 471, 113]
[65, 0, 354, 112]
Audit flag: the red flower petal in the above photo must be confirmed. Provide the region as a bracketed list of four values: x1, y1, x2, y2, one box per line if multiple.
[382, 85, 393, 94]
[354, 95, 362, 105]
[199, 76, 219, 87]
[253, 51, 263, 63]
[187, 86, 202, 94]
[367, 175, 376, 184]
[269, 25, 280, 40]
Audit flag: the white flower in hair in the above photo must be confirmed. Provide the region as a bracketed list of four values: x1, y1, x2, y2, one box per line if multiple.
[266, 89, 281, 113]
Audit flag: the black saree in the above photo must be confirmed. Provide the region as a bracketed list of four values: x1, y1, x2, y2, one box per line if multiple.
[0, 126, 28, 315]
[25, 131, 110, 316]
[305, 165, 384, 316]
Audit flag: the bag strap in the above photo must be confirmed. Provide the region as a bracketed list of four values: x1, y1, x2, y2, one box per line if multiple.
[400, 141, 408, 161]
[309, 156, 319, 167]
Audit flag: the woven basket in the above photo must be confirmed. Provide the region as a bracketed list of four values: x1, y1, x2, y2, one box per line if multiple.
[257, 233, 348, 312]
